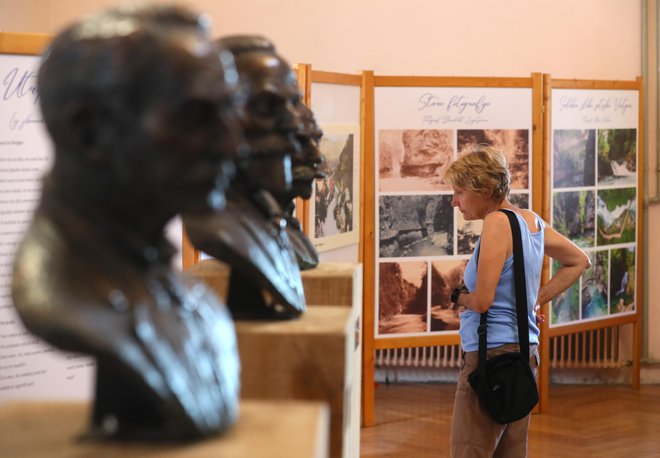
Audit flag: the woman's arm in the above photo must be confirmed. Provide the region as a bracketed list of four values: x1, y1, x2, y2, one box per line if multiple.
[458, 211, 511, 314]
[536, 225, 591, 306]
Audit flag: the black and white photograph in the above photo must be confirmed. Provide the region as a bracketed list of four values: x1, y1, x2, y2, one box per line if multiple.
[378, 261, 428, 335]
[456, 209, 482, 255]
[430, 260, 468, 331]
[552, 190, 596, 248]
[378, 129, 453, 192]
[379, 194, 453, 257]
[553, 129, 596, 188]
[597, 128, 637, 186]
[457, 129, 529, 189]
[509, 192, 530, 209]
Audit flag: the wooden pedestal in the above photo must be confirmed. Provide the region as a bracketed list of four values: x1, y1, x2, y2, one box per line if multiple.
[300, 262, 362, 308]
[185, 259, 363, 458]
[236, 306, 361, 458]
[185, 259, 362, 307]
[0, 400, 329, 458]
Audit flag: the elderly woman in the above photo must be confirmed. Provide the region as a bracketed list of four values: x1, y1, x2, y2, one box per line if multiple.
[444, 146, 589, 457]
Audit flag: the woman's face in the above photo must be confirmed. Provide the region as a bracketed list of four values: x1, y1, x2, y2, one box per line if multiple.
[451, 185, 492, 220]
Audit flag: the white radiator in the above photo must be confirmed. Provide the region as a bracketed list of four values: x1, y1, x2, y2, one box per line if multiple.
[375, 325, 626, 379]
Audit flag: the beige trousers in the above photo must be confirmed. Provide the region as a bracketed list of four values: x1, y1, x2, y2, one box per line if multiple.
[450, 344, 539, 458]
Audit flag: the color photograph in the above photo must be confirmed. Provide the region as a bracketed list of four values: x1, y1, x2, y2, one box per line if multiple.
[551, 259, 580, 324]
[552, 190, 596, 248]
[596, 188, 636, 246]
[430, 260, 468, 332]
[456, 129, 529, 189]
[610, 247, 635, 314]
[581, 250, 609, 319]
[310, 125, 360, 252]
[379, 194, 453, 257]
[552, 129, 596, 188]
[378, 261, 428, 334]
[378, 129, 453, 192]
[597, 129, 637, 186]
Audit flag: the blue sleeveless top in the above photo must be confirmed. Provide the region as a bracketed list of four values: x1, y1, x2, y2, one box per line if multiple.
[460, 210, 544, 352]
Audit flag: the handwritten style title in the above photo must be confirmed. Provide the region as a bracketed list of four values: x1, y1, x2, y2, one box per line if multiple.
[2, 67, 39, 104]
[418, 93, 490, 114]
[558, 95, 633, 115]
[418, 93, 491, 126]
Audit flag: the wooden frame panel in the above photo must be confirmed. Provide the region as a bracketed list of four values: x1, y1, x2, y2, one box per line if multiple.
[541, 75, 644, 403]
[0, 32, 50, 55]
[361, 73, 544, 423]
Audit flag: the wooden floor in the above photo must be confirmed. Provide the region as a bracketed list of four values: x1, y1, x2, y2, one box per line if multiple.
[360, 383, 660, 457]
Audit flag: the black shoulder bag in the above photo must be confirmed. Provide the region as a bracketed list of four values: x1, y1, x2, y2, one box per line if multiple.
[467, 209, 539, 424]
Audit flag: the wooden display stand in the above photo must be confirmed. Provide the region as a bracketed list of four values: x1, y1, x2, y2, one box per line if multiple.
[300, 262, 362, 308]
[186, 259, 362, 458]
[0, 400, 329, 458]
[235, 306, 360, 458]
[186, 259, 361, 308]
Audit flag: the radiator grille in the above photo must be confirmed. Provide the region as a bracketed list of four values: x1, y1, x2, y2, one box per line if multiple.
[375, 327, 626, 371]
[376, 345, 462, 369]
[549, 326, 624, 369]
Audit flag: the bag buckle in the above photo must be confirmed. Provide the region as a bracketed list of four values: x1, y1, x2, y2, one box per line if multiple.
[478, 324, 487, 336]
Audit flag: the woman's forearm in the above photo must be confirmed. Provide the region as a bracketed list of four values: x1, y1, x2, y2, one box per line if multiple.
[537, 264, 584, 306]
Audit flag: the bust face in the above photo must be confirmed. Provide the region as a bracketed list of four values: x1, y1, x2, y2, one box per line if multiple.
[40, 19, 244, 218]
[290, 104, 324, 200]
[139, 40, 244, 215]
[234, 50, 303, 195]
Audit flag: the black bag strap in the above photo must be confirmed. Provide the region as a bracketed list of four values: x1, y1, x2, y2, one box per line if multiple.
[475, 209, 531, 380]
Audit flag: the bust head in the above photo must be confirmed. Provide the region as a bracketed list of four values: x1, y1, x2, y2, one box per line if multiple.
[290, 103, 324, 200]
[39, 4, 243, 222]
[217, 35, 303, 196]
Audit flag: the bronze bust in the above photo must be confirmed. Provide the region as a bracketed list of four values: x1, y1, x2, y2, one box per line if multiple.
[12, 5, 242, 441]
[273, 104, 325, 270]
[184, 35, 307, 320]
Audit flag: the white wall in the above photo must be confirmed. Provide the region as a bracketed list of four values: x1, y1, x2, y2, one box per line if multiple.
[3, 1, 656, 362]
[1, 1, 642, 79]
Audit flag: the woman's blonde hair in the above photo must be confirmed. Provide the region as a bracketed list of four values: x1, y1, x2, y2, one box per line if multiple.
[443, 145, 510, 201]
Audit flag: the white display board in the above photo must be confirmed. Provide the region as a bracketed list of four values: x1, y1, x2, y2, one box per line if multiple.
[0, 53, 94, 404]
[549, 88, 639, 326]
[310, 81, 361, 263]
[374, 86, 534, 338]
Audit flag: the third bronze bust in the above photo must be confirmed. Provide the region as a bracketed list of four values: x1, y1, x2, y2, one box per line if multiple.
[184, 35, 307, 319]
[12, 5, 242, 441]
[273, 103, 325, 270]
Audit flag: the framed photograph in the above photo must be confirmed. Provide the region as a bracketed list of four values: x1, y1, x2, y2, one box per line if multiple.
[457, 129, 530, 189]
[552, 190, 596, 248]
[378, 261, 428, 335]
[430, 259, 468, 331]
[597, 129, 637, 186]
[610, 247, 635, 314]
[378, 129, 454, 192]
[553, 129, 596, 188]
[308, 124, 360, 252]
[379, 194, 453, 258]
[581, 250, 609, 319]
[596, 187, 636, 246]
[551, 259, 580, 324]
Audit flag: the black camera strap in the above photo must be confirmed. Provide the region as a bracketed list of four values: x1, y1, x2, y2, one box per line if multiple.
[475, 209, 531, 382]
